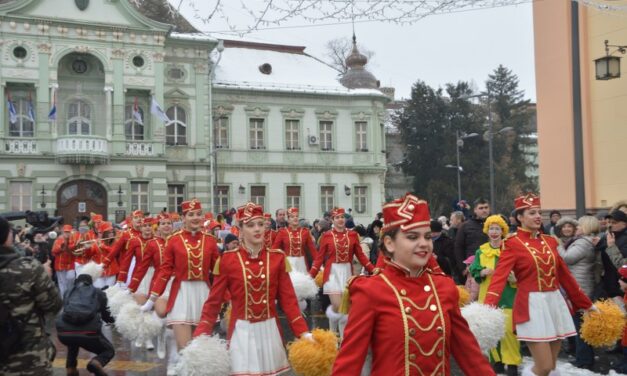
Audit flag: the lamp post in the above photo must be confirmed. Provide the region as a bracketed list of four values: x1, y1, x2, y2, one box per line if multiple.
[595, 40, 625, 80]
[40, 186, 46, 208]
[117, 185, 123, 207]
[446, 130, 478, 202]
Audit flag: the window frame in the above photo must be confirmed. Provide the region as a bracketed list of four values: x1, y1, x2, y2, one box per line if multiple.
[319, 120, 334, 151]
[353, 185, 368, 214]
[130, 182, 149, 213]
[214, 185, 230, 214]
[249, 117, 265, 150]
[214, 116, 230, 149]
[167, 184, 186, 213]
[165, 105, 187, 146]
[250, 185, 266, 207]
[320, 185, 335, 215]
[355, 121, 368, 152]
[286, 185, 302, 210]
[67, 99, 92, 135]
[7, 92, 35, 138]
[9, 181, 32, 211]
[285, 119, 300, 150]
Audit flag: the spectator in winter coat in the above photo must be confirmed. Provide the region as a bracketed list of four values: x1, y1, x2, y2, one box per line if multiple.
[0, 216, 63, 376]
[555, 216, 578, 247]
[448, 211, 465, 240]
[596, 210, 627, 301]
[454, 198, 490, 283]
[430, 220, 458, 280]
[558, 216, 600, 370]
[544, 210, 562, 236]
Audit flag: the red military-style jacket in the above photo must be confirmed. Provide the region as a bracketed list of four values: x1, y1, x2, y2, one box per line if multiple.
[309, 229, 374, 281]
[128, 237, 167, 293]
[484, 228, 593, 326]
[71, 231, 95, 265]
[150, 230, 220, 313]
[193, 247, 309, 339]
[104, 227, 141, 266]
[264, 229, 277, 249]
[332, 262, 494, 376]
[272, 226, 318, 262]
[86, 242, 119, 277]
[117, 235, 152, 284]
[52, 235, 76, 271]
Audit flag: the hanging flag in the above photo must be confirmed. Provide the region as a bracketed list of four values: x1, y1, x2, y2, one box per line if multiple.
[150, 96, 170, 123]
[7, 91, 17, 124]
[132, 96, 143, 125]
[27, 92, 35, 122]
[48, 87, 57, 121]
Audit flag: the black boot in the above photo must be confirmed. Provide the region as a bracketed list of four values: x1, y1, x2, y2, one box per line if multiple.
[492, 362, 505, 374]
[506, 365, 518, 376]
[87, 359, 108, 376]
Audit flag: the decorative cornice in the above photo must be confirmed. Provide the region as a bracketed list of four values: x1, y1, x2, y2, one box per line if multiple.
[280, 108, 306, 118]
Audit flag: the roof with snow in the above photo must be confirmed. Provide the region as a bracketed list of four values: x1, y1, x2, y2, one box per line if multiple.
[213, 40, 387, 98]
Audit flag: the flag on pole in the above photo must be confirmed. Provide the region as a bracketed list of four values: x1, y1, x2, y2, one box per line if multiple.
[27, 92, 35, 122]
[48, 87, 57, 121]
[150, 96, 170, 123]
[132, 96, 143, 125]
[7, 91, 17, 124]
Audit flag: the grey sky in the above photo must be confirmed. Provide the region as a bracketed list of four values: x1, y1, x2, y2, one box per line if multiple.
[173, 1, 536, 101]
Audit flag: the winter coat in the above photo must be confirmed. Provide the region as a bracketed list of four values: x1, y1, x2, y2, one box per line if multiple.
[596, 228, 627, 298]
[558, 236, 598, 298]
[433, 233, 458, 278]
[454, 216, 488, 270]
[55, 275, 114, 334]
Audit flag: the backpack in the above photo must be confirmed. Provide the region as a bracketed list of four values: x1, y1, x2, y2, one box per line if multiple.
[0, 255, 25, 361]
[61, 281, 100, 325]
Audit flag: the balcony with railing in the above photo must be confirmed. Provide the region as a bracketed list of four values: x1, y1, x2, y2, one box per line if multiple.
[125, 142, 155, 157]
[56, 135, 109, 164]
[4, 138, 39, 154]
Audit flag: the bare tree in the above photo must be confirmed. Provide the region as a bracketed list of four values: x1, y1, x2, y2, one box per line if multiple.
[325, 37, 375, 74]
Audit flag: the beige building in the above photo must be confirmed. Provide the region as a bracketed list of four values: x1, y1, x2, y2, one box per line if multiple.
[533, 1, 627, 212]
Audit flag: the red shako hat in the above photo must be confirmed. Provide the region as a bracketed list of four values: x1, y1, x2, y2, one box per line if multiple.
[514, 193, 541, 211]
[181, 198, 202, 215]
[382, 193, 431, 232]
[331, 207, 345, 218]
[236, 202, 264, 224]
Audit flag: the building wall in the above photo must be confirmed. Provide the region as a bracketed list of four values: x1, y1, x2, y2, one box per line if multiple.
[533, 1, 626, 211]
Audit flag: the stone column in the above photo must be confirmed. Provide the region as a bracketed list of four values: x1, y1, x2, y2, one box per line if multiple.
[104, 86, 113, 140]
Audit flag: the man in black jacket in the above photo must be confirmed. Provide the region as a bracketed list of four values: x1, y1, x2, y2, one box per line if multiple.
[431, 220, 459, 281]
[56, 272, 115, 376]
[454, 198, 490, 283]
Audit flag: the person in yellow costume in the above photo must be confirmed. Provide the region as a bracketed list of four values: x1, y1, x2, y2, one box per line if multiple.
[469, 214, 521, 376]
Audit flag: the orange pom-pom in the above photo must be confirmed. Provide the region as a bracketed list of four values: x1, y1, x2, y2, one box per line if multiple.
[581, 300, 625, 347]
[288, 329, 338, 376]
[457, 285, 470, 307]
[314, 271, 324, 288]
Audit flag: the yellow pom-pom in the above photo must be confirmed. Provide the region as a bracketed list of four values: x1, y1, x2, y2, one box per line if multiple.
[288, 329, 338, 376]
[457, 285, 471, 307]
[314, 271, 324, 288]
[581, 300, 626, 347]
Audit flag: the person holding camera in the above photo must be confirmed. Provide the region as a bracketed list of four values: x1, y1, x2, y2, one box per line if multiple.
[0, 216, 63, 376]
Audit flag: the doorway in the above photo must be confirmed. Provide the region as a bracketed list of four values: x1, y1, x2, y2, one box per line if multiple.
[56, 179, 107, 227]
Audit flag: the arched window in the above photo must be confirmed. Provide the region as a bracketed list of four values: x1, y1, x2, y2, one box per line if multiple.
[67, 99, 91, 135]
[8, 97, 34, 138]
[124, 104, 145, 141]
[165, 105, 186, 146]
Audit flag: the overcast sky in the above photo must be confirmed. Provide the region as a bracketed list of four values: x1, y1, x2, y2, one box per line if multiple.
[172, 1, 536, 102]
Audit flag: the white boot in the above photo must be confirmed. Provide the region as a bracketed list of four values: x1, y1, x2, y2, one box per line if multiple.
[338, 314, 348, 339]
[326, 305, 341, 333]
[166, 330, 179, 376]
[157, 327, 166, 359]
[145, 338, 155, 350]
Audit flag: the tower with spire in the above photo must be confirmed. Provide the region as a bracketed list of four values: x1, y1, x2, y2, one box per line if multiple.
[340, 34, 379, 89]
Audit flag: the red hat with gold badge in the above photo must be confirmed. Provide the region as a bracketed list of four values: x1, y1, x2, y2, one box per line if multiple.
[236, 202, 264, 224]
[330, 207, 345, 218]
[381, 193, 431, 232]
[514, 193, 541, 211]
[181, 198, 202, 215]
[263, 212, 272, 219]
[287, 207, 299, 217]
[131, 210, 144, 218]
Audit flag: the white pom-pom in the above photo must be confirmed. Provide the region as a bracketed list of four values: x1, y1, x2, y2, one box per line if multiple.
[115, 303, 163, 342]
[107, 289, 134, 317]
[289, 271, 319, 301]
[105, 284, 122, 301]
[176, 335, 230, 376]
[460, 302, 506, 353]
[48, 231, 58, 240]
[79, 261, 103, 281]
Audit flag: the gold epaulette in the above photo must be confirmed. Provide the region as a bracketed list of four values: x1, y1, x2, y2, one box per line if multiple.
[339, 275, 366, 314]
[212, 256, 222, 275]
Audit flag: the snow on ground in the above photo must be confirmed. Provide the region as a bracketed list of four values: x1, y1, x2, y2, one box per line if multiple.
[514, 356, 625, 376]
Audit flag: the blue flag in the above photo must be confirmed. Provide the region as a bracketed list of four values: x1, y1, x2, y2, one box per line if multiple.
[7, 99, 17, 124]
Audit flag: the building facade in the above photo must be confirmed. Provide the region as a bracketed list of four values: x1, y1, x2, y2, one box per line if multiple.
[533, 1, 627, 212]
[0, 0, 216, 225]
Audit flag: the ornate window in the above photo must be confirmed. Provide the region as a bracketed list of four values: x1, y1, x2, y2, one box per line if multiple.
[165, 105, 187, 145]
[130, 182, 149, 212]
[168, 184, 185, 213]
[124, 104, 145, 141]
[214, 116, 229, 149]
[67, 99, 91, 135]
[10, 181, 31, 211]
[8, 96, 35, 138]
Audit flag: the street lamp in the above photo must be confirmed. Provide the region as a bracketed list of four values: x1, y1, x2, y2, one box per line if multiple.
[446, 131, 478, 202]
[595, 40, 625, 80]
[117, 185, 123, 207]
[40, 186, 46, 208]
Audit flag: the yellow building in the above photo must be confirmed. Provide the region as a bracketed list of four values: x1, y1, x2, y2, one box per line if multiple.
[533, 0, 627, 212]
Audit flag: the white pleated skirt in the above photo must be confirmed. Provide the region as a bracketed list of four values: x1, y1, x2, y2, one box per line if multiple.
[287, 256, 308, 274]
[229, 318, 290, 376]
[136, 267, 155, 296]
[323, 263, 352, 295]
[166, 280, 209, 326]
[516, 290, 577, 342]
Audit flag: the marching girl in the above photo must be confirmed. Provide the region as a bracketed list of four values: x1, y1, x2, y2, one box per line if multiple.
[86, 221, 119, 289]
[309, 207, 374, 335]
[144, 199, 220, 352]
[332, 194, 494, 375]
[484, 194, 596, 376]
[469, 215, 520, 376]
[273, 207, 317, 273]
[121, 218, 155, 304]
[104, 210, 143, 286]
[193, 202, 312, 376]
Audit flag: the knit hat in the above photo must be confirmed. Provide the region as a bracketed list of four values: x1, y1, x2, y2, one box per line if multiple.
[224, 233, 239, 246]
[0, 216, 10, 245]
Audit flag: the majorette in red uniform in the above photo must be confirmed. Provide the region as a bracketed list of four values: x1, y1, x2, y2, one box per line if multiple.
[145, 199, 220, 350]
[85, 221, 120, 288]
[273, 207, 317, 274]
[120, 218, 155, 297]
[104, 210, 143, 285]
[309, 207, 374, 335]
[193, 202, 312, 376]
[263, 213, 277, 250]
[484, 194, 594, 376]
[52, 224, 77, 296]
[332, 193, 495, 376]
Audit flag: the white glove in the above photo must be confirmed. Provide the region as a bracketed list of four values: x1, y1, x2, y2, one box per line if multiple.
[140, 300, 155, 312]
[588, 304, 599, 313]
[301, 332, 315, 343]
